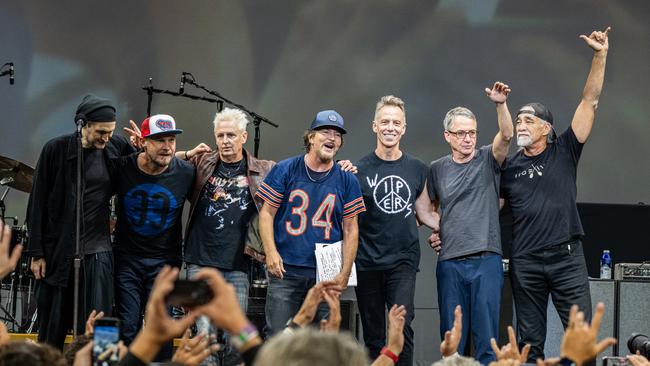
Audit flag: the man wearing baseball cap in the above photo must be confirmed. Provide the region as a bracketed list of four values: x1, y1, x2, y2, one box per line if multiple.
[26, 94, 136, 348]
[500, 27, 612, 362]
[256, 110, 366, 334]
[111, 114, 196, 350]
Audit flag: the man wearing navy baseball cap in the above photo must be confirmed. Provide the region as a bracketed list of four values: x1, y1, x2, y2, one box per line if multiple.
[257, 109, 365, 335]
[111, 114, 197, 353]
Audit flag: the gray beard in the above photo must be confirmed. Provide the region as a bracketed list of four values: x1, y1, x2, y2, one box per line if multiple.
[516, 135, 532, 147]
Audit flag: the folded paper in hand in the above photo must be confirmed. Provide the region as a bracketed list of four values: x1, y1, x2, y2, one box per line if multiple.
[315, 241, 357, 286]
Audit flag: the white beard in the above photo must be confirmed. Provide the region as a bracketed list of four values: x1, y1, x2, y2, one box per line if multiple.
[517, 135, 532, 147]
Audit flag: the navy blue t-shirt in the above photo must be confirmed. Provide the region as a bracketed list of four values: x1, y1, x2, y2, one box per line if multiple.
[112, 154, 195, 259]
[256, 155, 365, 278]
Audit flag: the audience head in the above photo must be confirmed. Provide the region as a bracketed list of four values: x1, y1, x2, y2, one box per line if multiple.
[254, 328, 367, 366]
[432, 355, 482, 366]
[64, 334, 93, 365]
[0, 341, 67, 366]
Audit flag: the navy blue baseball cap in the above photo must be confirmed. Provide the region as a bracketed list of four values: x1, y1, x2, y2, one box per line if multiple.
[310, 110, 347, 134]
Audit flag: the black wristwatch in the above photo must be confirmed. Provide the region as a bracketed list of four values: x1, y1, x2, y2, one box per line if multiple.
[285, 317, 301, 330]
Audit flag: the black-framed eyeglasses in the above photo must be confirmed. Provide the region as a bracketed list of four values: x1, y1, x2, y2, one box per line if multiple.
[446, 129, 478, 139]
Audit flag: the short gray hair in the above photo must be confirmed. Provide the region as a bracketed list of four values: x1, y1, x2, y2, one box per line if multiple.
[431, 355, 482, 366]
[443, 106, 476, 131]
[375, 95, 406, 120]
[213, 107, 249, 131]
[254, 328, 367, 366]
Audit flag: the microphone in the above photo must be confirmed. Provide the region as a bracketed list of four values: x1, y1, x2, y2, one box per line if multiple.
[9, 63, 13, 85]
[179, 72, 186, 94]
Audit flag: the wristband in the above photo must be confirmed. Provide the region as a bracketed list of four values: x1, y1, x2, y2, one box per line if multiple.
[559, 358, 576, 366]
[380, 346, 399, 364]
[184, 151, 189, 160]
[231, 323, 259, 349]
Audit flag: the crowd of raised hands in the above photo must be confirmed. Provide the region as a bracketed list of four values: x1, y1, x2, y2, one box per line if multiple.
[0, 219, 649, 366]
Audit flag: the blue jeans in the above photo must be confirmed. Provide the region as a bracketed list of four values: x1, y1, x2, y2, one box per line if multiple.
[115, 254, 179, 360]
[265, 275, 328, 336]
[437, 253, 503, 365]
[355, 263, 416, 366]
[187, 264, 249, 366]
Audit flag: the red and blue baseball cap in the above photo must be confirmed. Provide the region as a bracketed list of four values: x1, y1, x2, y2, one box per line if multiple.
[140, 114, 183, 139]
[310, 110, 347, 134]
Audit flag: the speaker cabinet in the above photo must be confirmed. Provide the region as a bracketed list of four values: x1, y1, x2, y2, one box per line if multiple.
[505, 278, 615, 366]
[616, 281, 650, 355]
[543, 279, 615, 365]
[340, 299, 360, 339]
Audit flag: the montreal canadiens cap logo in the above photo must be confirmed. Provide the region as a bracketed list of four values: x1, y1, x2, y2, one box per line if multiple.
[328, 114, 338, 122]
[141, 114, 182, 137]
[155, 118, 174, 131]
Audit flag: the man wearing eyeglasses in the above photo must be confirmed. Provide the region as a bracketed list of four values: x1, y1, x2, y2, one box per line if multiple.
[426, 82, 513, 364]
[500, 27, 611, 362]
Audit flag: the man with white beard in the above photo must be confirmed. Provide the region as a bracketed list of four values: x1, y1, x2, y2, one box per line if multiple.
[500, 26, 611, 362]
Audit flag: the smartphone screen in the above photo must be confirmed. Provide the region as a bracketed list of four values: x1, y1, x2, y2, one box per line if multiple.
[93, 318, 120, 366]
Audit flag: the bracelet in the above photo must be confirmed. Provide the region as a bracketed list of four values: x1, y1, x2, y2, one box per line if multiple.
[380, 346, 399, 364]
[231, 323, 259, 349]
[184, 151, 189, 160]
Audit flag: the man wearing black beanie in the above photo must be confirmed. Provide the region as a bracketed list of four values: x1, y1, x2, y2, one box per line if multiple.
[26, 94, 136, 349]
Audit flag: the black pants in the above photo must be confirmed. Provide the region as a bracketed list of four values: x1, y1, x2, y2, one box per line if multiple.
[37, 251, 114, 349]
[115, 254, 179, 360]
[355, 263, 416, 366]
[510, 239, 592, 362]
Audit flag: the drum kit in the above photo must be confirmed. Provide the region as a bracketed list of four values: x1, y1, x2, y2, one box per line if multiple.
[0, 154, 37, 333]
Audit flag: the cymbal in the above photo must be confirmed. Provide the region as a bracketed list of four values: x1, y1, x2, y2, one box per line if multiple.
[0, 155, 34, 193]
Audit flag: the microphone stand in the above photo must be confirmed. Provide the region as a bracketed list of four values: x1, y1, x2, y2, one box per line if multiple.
[142, 78, 224, 117]
[72, 119, 84, 336]
[183, 74, 278, 158]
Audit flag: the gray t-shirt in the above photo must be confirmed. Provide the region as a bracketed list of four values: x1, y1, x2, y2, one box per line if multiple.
[427, 145, 502, 261]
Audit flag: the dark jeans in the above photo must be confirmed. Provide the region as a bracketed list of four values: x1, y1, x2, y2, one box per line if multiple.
[265, 275, 328, 336]
[510, 239, 591, 362]
[355, 263, 416, 366]
[437, 253, 503, 365]
[115, 254, 179, 359]
[187, 264, 249, 366]
[37, 251, 114, 349]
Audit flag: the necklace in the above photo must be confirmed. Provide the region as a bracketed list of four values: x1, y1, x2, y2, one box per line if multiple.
[219, 159, 245, 179]
[304, 161, 333, 182]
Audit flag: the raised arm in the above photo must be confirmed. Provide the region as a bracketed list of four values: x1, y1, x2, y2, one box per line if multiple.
[572, 26, 611, 143]
[485, 81, 513, 165]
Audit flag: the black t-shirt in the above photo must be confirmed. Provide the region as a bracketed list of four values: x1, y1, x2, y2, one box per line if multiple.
[354, 152, 427, 271]
[501, 127, 584, 257]
[112, 154, 195, 259]
[80, 148, 112, 254]
[185, 159, 255, 271]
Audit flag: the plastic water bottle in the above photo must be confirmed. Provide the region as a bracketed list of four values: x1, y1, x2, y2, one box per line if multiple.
[600, 250, 612, 279]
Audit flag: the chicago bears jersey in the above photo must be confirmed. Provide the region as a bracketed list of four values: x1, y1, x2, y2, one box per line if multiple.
[256, 155, 365, 268]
